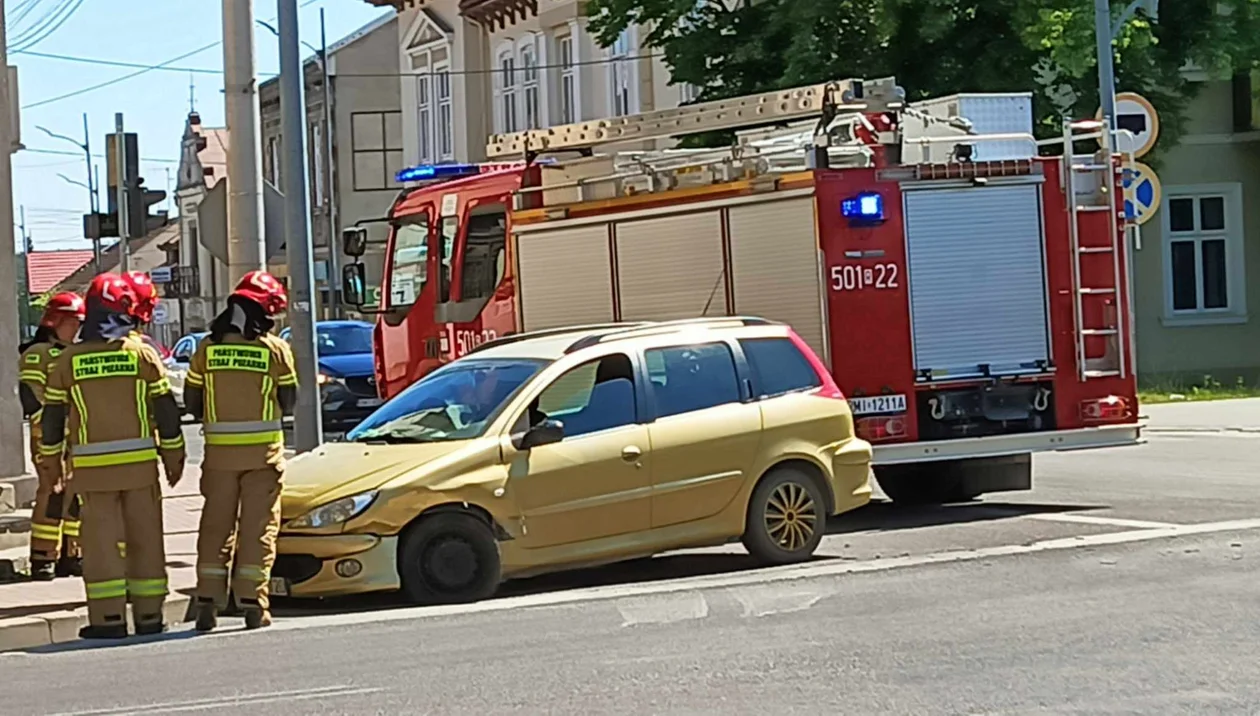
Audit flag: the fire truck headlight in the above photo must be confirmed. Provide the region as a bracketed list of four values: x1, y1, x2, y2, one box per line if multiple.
[287, 491, 379, 529]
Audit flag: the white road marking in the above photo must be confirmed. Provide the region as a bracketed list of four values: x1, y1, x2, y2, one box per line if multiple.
[1022, 513, 1179, 529]
[729, 582, 832, 617]
[45, 685, 382, 715]
[239, 517, 1260, 635]
[616, 592, 709, 627]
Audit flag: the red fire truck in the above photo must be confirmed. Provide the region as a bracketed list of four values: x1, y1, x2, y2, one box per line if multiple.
[340, 76, 1143, 503]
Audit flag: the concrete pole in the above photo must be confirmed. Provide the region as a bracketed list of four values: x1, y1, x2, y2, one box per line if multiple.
[321, 8, 341, 319]
[0, 0, 27, 477]
[278, 0, 323, 451]
[222, 0, 266, 283]
[1094, 0, 1118, 141]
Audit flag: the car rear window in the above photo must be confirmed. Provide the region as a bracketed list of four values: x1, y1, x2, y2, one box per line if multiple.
[739, 337, 822, 398]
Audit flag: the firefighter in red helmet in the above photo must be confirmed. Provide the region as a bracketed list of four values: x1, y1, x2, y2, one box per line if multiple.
[40, 273, 186, 639]
[19, 292, 85, 580]
[186, 270, 297, 632]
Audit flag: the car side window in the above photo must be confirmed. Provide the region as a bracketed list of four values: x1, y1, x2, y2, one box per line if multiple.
[528, 353, 637, 439]
[174, 338, 194, 361]
[739, 337, 822, 398]
[645, 343, 741, 418]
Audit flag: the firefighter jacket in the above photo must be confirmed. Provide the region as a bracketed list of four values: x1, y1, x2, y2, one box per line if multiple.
[39, 335, 186, 492]
[18, 341, 67, 453]
[184, 334, 298, 472]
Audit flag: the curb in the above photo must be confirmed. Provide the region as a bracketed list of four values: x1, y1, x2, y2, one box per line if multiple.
[0, 594, 192, 653]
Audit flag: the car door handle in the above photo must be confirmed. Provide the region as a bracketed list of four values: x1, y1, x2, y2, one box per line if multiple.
[621, 445, 642, 462]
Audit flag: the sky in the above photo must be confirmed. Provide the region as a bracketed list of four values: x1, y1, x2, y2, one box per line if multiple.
[8, 0, 391, 253]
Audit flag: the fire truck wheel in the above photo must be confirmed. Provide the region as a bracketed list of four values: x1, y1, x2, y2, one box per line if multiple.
[741, 468, 827, 566]
[399, 513, 502, 605]
[876, 465, 979, 506]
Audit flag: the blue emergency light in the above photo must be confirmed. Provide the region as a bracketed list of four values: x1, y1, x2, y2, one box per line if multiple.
[395, 163, 481, 183]
[841, 192, 885, 225]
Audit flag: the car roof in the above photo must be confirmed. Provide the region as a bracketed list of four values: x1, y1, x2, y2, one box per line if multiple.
[467, 317, 790, 362]
[314, 320, 373, 329]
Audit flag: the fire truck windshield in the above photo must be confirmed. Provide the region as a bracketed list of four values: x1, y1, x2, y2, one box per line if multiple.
[347, 358, 545, 443]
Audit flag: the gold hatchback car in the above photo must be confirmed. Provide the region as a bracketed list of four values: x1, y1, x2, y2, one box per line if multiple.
[272, 317, 873, 604]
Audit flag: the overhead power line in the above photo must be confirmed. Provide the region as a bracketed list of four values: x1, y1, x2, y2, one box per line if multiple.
[8, 0, 85, 53]
[23, 146, 179, 164]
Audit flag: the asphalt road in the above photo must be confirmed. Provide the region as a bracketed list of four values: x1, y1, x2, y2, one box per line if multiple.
[2, 428, 1255, 713]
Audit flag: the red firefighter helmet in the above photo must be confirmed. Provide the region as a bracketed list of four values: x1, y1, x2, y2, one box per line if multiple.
[39, 292, 86, 328]
[86, 273, 139, 317]
[122, 271, 160, 324]
[230, 270, 288, 316]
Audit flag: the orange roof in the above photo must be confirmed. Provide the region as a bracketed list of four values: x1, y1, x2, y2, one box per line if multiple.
[26, 250, 95, 295]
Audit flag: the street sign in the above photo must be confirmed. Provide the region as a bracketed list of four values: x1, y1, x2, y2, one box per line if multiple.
[1122, 161, 1161, 226]
[149, 266, 173, 283]
[1097, 92, 1160, 158]
[151, 302, 169, 324]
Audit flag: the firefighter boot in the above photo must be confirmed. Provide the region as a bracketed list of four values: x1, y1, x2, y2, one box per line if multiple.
[29, 560, 56, 581]
[194, 598, 218, 633]
[55, 556, 83, 578]
[79, 616, 128, 640]
[134, 618, 167, 636]
[241, 598, 272, 630]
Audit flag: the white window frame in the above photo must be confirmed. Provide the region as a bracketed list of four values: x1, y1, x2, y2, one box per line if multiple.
[555, 32, 577, 123]
[517, 35, 542, 130]
[311, 121, 325, 208]
[1160, 182, 1248, 326]
[408, 41, 455, 164]
[607, 26, 639, 117]
[494, 41, 519, 134]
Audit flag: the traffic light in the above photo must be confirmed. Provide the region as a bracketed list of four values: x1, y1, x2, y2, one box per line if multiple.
[85, 131, 167, 240]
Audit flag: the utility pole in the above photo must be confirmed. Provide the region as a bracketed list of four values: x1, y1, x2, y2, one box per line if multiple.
[223, 0, 266, 284]
[1094, 0, 1118, 141]
[279, 0, 323, 451]
[84, 114, 100, 272]
[115, 113, 130, 272]
[0, 0, 27, 477]
[321, 8, 341, 319]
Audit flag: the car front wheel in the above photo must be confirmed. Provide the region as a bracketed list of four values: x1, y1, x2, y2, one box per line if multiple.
[398, 513, 502, 605]
[741, 468, 827, 566]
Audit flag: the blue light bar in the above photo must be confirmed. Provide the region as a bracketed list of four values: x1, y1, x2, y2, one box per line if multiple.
[841, 192, 885, 224]
[395, 163, 481, 183]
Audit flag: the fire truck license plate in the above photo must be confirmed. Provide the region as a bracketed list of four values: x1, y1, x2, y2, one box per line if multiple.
[849, 394, 907, 415]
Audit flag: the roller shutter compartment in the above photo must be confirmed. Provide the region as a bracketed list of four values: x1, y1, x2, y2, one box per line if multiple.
[516, 225, 614, 331]
[615, 212, 725, 321]
[903, 183, 1050, 380]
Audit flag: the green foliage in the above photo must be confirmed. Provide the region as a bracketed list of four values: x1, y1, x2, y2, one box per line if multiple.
[585, 0, 1260, 154]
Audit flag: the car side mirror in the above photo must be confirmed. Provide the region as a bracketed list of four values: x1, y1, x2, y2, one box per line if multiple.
[512, 418, 564, 450]
[342, 263, 367, 307]
[342, 226, 368, 258]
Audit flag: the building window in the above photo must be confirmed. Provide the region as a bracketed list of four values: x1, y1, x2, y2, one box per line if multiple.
[1162, 183, 1248, 324]
[266, 136, 280, 185]
[608, 27, 637, 116]
[436, 68, 452, 160]
[417, 74, 432, 162]
[680, 83, 702, 103]
[310, 122, 325, 208]
[519, 38, 541, 130]
[350, 110, 405, 191]
[495, 45, 518, 134]
[556, 34, 576, 123]
[415, 67, 453, 163]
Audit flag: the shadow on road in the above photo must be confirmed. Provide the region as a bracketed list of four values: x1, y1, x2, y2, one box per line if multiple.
[829, 499, 1108, 535]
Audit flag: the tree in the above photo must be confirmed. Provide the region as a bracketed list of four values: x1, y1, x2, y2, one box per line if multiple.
[585, 0, 1260, 154]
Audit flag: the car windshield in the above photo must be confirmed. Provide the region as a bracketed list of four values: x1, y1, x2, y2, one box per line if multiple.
[316, 325, 373, 356]
[347, 358, 547, 444]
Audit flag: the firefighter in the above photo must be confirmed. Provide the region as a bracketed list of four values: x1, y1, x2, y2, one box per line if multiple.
[18, 292, 85, 580]
[40, 273, 186, 639]
[186, 270, 297, 632]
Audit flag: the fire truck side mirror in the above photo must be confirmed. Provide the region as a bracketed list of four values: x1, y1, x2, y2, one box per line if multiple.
[341, 263, 367, 307]
[342, 227, 368, 258]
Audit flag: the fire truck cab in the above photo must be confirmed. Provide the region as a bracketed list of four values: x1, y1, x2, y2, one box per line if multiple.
[340, 76, 1143, 504]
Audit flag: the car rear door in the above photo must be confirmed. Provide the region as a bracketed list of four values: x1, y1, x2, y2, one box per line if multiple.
[642, 341, 761, 529]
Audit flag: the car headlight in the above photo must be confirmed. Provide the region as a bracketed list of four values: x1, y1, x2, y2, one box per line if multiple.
[317, 373, 342, 385]
[287, 490, 378, 529]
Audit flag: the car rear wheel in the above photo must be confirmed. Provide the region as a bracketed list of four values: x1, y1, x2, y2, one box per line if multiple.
[399, 513, 502, 605]
[741, 468, 827, 565]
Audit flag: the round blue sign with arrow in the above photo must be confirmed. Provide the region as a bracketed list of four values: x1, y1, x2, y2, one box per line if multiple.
[1122, 161, 1161, 226]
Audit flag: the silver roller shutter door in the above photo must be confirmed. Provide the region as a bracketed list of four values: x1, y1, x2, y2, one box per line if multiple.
[516, 225, 615, 331]
[615, 211, 725, 321]
[727, 197, 826, 358]
[903, 183, 1050, 379]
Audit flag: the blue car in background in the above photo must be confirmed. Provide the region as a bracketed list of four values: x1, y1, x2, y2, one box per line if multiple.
[280, 320, 381, 431]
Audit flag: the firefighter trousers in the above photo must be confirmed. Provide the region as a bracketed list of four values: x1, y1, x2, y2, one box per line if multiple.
[30, 457, 81, 562]
[195, 467, 283, 612]
[80, 486, 168, 629]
